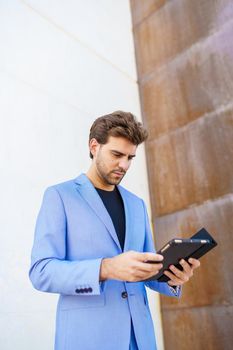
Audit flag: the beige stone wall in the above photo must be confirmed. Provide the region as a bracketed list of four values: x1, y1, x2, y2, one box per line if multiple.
[130, 1, 233, 349]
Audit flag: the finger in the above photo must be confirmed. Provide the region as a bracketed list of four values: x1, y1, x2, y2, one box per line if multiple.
[129, 266, 162, 281]
[127, 271, 148, 282]
[179, 259, 192, 276]
[139, 252, 164, 263]
[167, 279, 182, 287]
[136, 261, 163, 274]
[164, 270, 184, 286]
[169, 265, 189, 282]
[188, 258, 201, 269]
[134, 267, 163, 282]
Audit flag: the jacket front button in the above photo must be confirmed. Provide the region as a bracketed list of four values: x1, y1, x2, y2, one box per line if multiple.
[121, 291, 128, 298]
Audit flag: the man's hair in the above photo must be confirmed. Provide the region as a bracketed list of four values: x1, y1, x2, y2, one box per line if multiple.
[89, 110, 148, 159]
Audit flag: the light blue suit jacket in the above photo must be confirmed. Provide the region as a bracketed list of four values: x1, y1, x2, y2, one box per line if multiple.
[29, 174, 181, 350]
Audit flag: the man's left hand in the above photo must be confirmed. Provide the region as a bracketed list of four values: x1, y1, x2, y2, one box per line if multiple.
[164, 258, 200, 286]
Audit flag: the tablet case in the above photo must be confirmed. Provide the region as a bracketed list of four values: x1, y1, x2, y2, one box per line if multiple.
[189, 227, 218, 259]
[146, 227, 217, 282]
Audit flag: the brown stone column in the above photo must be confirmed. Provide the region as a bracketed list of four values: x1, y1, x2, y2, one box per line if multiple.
[130, 1, 233, 349]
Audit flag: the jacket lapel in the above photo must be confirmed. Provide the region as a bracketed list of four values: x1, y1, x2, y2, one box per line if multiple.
[74, 174, 122, 251]
[117, 186, 131, 252]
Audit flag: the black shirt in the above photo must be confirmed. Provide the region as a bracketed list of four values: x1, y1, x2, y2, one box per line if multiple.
[95, 186, 126, 251]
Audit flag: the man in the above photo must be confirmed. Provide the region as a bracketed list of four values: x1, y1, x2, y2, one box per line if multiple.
[29, 111, 200, 350]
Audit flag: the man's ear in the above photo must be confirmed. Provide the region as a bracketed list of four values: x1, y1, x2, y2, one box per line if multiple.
[89, 138, 100, 159]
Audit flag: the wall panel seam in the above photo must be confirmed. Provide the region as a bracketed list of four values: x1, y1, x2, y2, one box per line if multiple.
[139, 17, 233, 84]
[146, 101, 233, 143]
[153, 193, 233, 219]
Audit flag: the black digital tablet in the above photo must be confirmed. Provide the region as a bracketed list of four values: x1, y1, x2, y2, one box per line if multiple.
[144, 227, 217, 282]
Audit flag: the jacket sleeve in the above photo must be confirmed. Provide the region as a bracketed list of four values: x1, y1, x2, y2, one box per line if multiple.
[29, 186, 104, 296]
[141, 200, 182, 298]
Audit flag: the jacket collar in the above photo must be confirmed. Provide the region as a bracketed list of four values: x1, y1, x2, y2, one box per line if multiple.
[74, 173, 123, 251]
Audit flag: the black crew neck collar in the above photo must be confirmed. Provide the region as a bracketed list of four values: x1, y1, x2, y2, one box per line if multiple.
[95, 186, 117, 193]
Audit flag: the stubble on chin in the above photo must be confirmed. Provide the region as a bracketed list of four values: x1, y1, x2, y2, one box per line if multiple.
[102, 171, 124, 186]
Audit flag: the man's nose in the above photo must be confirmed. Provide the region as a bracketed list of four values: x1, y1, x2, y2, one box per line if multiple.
[118, 159, 130, 171]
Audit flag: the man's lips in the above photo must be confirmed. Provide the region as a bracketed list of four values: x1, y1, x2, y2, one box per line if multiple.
[112, 171, 125, 176]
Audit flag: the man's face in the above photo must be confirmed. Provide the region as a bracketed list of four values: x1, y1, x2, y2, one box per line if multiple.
[90, 136, 137, 186]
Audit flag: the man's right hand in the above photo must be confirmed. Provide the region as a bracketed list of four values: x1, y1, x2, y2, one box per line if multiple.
[100, 250, 163, 282]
